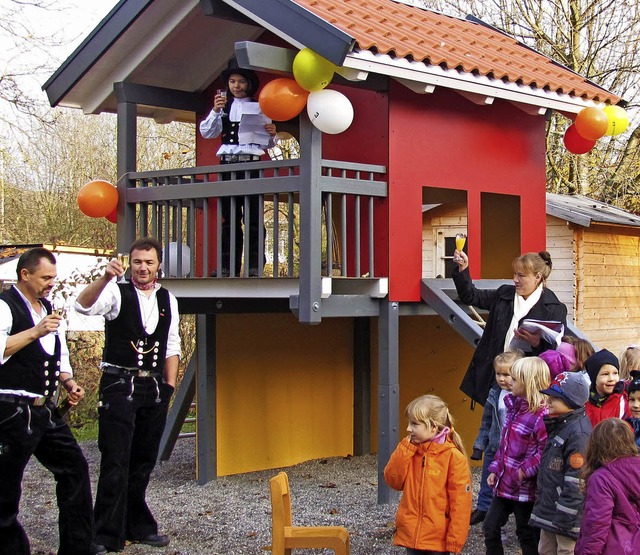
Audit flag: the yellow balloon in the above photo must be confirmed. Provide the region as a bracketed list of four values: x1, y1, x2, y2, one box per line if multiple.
[292, 48, 335, 92]
[603, 105, 629, 136]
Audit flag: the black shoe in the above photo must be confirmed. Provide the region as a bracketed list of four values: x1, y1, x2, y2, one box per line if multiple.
[470, 509, 487, 525]
[248, 268, 259, 277]
[129, 533, 170, 547]
[211, 269, 230, 277]
[90, 544, 107, 555]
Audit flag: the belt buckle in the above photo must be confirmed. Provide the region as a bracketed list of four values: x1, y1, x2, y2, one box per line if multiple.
[138, 370, 151, 378]
[33, 396, 47, 406]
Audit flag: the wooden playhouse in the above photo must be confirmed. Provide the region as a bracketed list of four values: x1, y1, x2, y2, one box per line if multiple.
[44, 0, 623, 500]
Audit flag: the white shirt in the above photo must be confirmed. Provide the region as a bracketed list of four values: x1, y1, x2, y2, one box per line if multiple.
[74, 280, 181, 359]
[198, 97, 267, 157]
[0, 285, 72, 397]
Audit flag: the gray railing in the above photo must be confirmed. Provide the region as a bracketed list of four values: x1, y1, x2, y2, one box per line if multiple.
[121, 158, 387, 281]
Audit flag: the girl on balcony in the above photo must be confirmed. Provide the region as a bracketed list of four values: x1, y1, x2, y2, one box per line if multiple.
[199, 59, 277, 277]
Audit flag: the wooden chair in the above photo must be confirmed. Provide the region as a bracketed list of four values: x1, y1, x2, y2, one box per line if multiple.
[269, 471, 350, 555]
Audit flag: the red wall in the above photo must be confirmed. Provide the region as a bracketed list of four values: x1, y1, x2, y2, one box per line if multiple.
[388, 80, 547, 301]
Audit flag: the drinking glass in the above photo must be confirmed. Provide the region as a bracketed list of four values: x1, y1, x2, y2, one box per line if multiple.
[217, 89, 228, 116]
[117, 252, 130, 283]
[51, 304, 64, 335]
[454, 233, 467, 263]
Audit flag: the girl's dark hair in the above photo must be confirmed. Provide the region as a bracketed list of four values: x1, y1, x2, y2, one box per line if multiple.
[582, 418, 639, 485]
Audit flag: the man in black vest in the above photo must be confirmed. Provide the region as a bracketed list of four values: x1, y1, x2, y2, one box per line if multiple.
[75, 238, 180, 553]
[0, 247, 98, 555]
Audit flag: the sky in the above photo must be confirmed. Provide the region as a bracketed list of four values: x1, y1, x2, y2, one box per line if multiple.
[0, 0, 120, 106]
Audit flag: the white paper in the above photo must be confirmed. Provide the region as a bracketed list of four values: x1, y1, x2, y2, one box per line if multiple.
[238, 103, 272, 146]
[508, 319, 564, 352]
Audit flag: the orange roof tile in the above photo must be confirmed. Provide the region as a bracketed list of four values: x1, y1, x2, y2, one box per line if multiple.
[292, 0, 620, 104]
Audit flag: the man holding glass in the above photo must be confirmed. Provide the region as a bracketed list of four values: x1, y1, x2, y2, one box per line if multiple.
[0, 247, 99, 555]
[75, 237, 180, 553]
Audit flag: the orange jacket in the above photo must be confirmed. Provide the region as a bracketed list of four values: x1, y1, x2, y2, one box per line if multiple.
[384, 436, 472, 553]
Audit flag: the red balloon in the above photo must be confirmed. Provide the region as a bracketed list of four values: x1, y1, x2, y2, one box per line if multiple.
[77, 180, 118, 218]
[258, 78, 309, 122]
[574, 107, 608, 140]
[563, 124, 596, 155]
[105, 208, 118, 223]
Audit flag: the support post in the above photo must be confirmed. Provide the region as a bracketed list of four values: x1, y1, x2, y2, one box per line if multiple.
[116, 95, 137, 251]
[296, 116, 323, 323]
[196, 314, 217, 484]
[353, 317, 371, 456]
[377, 301, 400, 504]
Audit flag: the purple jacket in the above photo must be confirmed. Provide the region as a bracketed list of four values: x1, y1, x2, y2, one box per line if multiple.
[488, 394, 548, 502]
[575, 456, 640, 555]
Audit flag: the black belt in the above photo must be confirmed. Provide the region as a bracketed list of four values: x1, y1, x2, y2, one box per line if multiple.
[0, 393, 51, 406]
[102, 366, 160, 379]
[220, 154, 261, 163]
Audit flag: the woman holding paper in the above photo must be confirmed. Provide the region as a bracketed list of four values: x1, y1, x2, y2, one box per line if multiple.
[452, 250, 567, 406]
[199, 59, 277, 277]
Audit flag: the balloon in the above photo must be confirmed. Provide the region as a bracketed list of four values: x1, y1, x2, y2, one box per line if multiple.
[77, 180, 118, 218]
[574, 107, 608, 140]
[292, 48, 336, 92]
[563, 124, 596, 155]
[307, 89, 354, 134]
[603, 105, 629, 136]
[258, 78, 309, 122]
[105, 208, 117, 224]
[163, 242, 191, 277]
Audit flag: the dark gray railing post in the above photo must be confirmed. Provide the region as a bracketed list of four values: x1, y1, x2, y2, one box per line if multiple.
[378, 300, 400, 504]
[297, 116, 323, 323]
[115, 90, 137, 251]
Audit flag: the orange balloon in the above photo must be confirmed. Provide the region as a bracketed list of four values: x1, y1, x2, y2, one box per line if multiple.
[574, 107, 608, 141]
[105, 208, 118, 223]
[77, 180, 118, 218]
[258, 78, 309, 122]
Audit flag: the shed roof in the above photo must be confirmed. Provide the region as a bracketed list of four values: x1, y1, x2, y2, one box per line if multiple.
[546, 193, 640, 229]
[43, 0, 621, 123]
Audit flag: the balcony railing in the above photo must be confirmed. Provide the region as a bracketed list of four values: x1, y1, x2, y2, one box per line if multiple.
[118, 119, 387, 324]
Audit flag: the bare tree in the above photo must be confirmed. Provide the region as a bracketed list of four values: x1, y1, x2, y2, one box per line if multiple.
[417, 0, 640, 207]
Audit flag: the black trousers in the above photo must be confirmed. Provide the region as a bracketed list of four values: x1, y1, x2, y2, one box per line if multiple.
[219, 164, 266, 275]
[0, 400, 94, 555]
[93, 373, 173, 550]
[483, 495, 538, 555]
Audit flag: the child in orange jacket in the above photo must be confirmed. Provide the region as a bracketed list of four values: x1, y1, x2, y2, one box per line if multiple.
[384, 394, 472, 554]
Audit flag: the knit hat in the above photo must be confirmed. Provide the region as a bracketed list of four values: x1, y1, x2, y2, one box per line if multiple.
[627, 370, 640, 396]
[584, 349, 619, 385]
[539, 349, 572, 379]
[557, 342, 577, 369]
[541, 372, 590, 409]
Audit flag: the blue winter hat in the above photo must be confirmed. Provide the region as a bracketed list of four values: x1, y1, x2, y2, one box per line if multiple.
[540, 372, 589, 409]
[584, 349, 619, 385]
[627, 370, 640, 396]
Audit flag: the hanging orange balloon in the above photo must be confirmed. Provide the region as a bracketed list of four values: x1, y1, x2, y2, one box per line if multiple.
[77, 180, 118, 218]
[105, 208, 118, 223]
[563, 124, 596, 155]
[574, 107, 608, 141]
[258, 78, 309, 122]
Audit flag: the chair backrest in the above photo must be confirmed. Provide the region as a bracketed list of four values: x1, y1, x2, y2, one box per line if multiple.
[270, 471, 293, 551]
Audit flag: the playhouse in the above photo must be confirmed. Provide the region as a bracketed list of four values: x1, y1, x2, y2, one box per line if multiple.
[44, 0, 623, 500]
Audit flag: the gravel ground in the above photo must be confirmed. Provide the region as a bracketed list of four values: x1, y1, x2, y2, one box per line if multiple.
[21, 438, 522, 555]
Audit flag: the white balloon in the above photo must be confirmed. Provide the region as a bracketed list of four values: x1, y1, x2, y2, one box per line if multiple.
[164, 242, 191, 277]
[306, 89, 354, 134]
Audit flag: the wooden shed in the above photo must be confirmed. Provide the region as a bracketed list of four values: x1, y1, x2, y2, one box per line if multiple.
[43, 0, 623, 501]
[545, 193, 640, 350]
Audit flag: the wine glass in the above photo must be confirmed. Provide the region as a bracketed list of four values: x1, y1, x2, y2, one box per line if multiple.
[217, 88, 228, 116]
[454, 233, 467, 263]
[117, 252, 130, 283]
[51, 302, 64, 335]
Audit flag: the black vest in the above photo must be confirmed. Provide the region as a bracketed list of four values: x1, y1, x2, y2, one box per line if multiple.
[103, 283, 171, 373]
[220, 98, 258, 146]
[0, 287, 61, 396]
